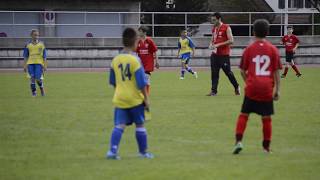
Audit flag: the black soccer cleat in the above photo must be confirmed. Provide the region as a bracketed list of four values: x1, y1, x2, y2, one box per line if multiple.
[296, 73, 302, 77]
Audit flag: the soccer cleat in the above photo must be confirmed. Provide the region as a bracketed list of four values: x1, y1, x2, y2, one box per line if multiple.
[40, 88, 45, 96]
[139, 152, 154, 159]
[233, 142, 243, 154]
[180, 76, 184, 80]
[206, 91, 217, 96]
[296, 73, 302, 77]
[235, 86, 241, 96]
[281, 74, 286, 78]
[193, 72, 198, 79]
[106, 151, 120, 160]
[263, 148, 273, 154]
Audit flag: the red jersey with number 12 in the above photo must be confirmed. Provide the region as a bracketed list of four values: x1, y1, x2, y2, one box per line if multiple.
[136, 37, 158, 73]
[240, 40, 282, 101]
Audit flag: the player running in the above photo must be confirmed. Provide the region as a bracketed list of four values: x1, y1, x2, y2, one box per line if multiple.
[106, 27, 153, 160]
[233, 19, 282, 154]
[136, 26, 159, 95]
[23, 29, 47, 97]
[177, 29, 197, 80]
[280, 26, 302, 78]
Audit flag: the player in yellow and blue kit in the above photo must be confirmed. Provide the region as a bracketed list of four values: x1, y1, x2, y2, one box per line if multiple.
[106, 28, 153, 160]
[178, 30, 197, 80]
[23, 29, 47, 97]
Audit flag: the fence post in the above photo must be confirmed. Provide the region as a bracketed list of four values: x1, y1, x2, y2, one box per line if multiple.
[185, 13, 187, 30]
[152, 13, 155, 37]
[312, 12, 314, 36]
[249, 13, 252, 36]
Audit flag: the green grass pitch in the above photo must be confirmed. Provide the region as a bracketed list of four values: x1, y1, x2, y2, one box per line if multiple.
[0, 67, 320, 179]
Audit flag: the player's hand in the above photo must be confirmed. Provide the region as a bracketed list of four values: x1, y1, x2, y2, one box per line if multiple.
[208, 44, 214, 50]
[273, 91, 280, 101]
[155, 62, 160, 69]
[144, 99, 150, 112]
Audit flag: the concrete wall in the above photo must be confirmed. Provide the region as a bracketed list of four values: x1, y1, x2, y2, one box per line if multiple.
[0, 44, 319, 68]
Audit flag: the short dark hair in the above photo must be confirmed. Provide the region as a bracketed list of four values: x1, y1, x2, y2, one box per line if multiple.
[287, 25, 293, 29]
[138, 26, 149, 33]
[122, 28, 137, 47]
[253, 19, 269, 38]
[212, 12, 222, 20]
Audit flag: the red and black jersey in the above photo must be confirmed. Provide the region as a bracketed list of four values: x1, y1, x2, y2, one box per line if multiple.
[136, 37, 158, 73]
[282, 34, 299, 52]
[212, 23, 231, 56]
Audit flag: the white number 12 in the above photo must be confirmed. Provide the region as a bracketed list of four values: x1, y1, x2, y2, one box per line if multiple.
[252, 55, 271, 76]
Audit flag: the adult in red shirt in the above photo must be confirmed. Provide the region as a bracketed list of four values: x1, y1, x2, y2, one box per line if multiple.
[207, 12, 240, 96]
[280, 26, 301, 78]
[233, 19, 281, 155]
[136, 26, 159, 95]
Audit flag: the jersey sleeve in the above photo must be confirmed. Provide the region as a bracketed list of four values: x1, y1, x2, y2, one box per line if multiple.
[148, 38, 158, 53]
[132, 56, 147, 90]
[23, 46, 29, 59]
[281, 36, 285, 43]
[295, 36, 300, 43]
[187, 37, 195, 48]
[109, 68, 116, 87]
[239, 48, 249, 70]
[272, 47, 282, 70]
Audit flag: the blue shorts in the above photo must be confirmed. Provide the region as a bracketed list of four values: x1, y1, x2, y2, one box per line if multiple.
[28, 64, 43, 80]
[114, 103, 145, 126]
[180, 53, 191, 64]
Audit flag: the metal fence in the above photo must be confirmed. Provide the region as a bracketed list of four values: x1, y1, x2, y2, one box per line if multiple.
[0, 11, 319, 37]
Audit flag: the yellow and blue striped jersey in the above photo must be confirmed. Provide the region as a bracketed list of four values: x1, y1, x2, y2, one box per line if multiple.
[178, 37, 195, 55]
[23, 41, 47, 65]
[109, 53, 147, 109]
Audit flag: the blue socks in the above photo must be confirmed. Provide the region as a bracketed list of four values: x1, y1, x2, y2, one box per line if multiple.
[186, 67, 194, 74]
[30, 78, 36, 93]
[37, 80, 44, 89]
[135, 128, 148, 154]
[109, 127, 124, 154]
[181, 69, 185, 77]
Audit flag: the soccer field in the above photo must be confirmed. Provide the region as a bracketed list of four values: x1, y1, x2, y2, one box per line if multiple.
[0, 67, 320, 180]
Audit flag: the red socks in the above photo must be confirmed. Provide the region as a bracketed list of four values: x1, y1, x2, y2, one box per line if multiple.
[262, 117, 272, 150]
[283, 67, 289, 76]
[291, 64, 300, 74]
[235, 114, 249, 142]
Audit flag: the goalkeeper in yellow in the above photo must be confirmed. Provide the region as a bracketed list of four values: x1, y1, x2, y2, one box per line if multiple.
[23, 29, 47, 97]
[106, 27, 153, 160]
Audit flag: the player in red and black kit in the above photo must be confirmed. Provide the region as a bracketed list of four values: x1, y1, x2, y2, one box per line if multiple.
[280, 26, 301, 78]
[233, 19, 281, 154]
[207, 12, 240, 96]
[136, 26, 159, 95]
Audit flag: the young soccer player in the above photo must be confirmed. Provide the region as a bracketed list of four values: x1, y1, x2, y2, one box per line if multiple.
[23, 29, 47, 97]
[280, 26, 301, 78]
[233, 19, 281, 154]
[136, 26, 159, 95]
[178, 30, 197, 80]
[106, 27, 153, 160]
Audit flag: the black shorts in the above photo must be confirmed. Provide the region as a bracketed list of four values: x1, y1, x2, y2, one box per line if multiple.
[241, 96, 274, 116]
[285, 51, 295, 62]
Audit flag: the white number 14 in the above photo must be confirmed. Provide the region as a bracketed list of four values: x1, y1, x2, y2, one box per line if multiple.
[252, 55, 271, 76]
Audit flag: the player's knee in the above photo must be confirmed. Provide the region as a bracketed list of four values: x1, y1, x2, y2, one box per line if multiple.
[136, 127, 146, 132]
[115, 124, 126, 129]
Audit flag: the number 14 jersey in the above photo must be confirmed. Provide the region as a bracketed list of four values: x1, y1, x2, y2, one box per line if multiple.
[110, 53, 147, 108]
[240, 40, 282, 101]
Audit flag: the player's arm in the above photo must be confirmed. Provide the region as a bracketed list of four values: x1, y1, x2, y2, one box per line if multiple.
[43, 47, 48, 71]
[177, 41, 181, 57]
[215, 27, 234, 48]
[23, 46, 29, 72]
[135, 66, 149, 110]
[109, 68, 116, 87]
[240, 69, 247, 81]
[154, 52, 159, 69]
[273, 70, 280, 101]
[188, 38, 196, 57]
